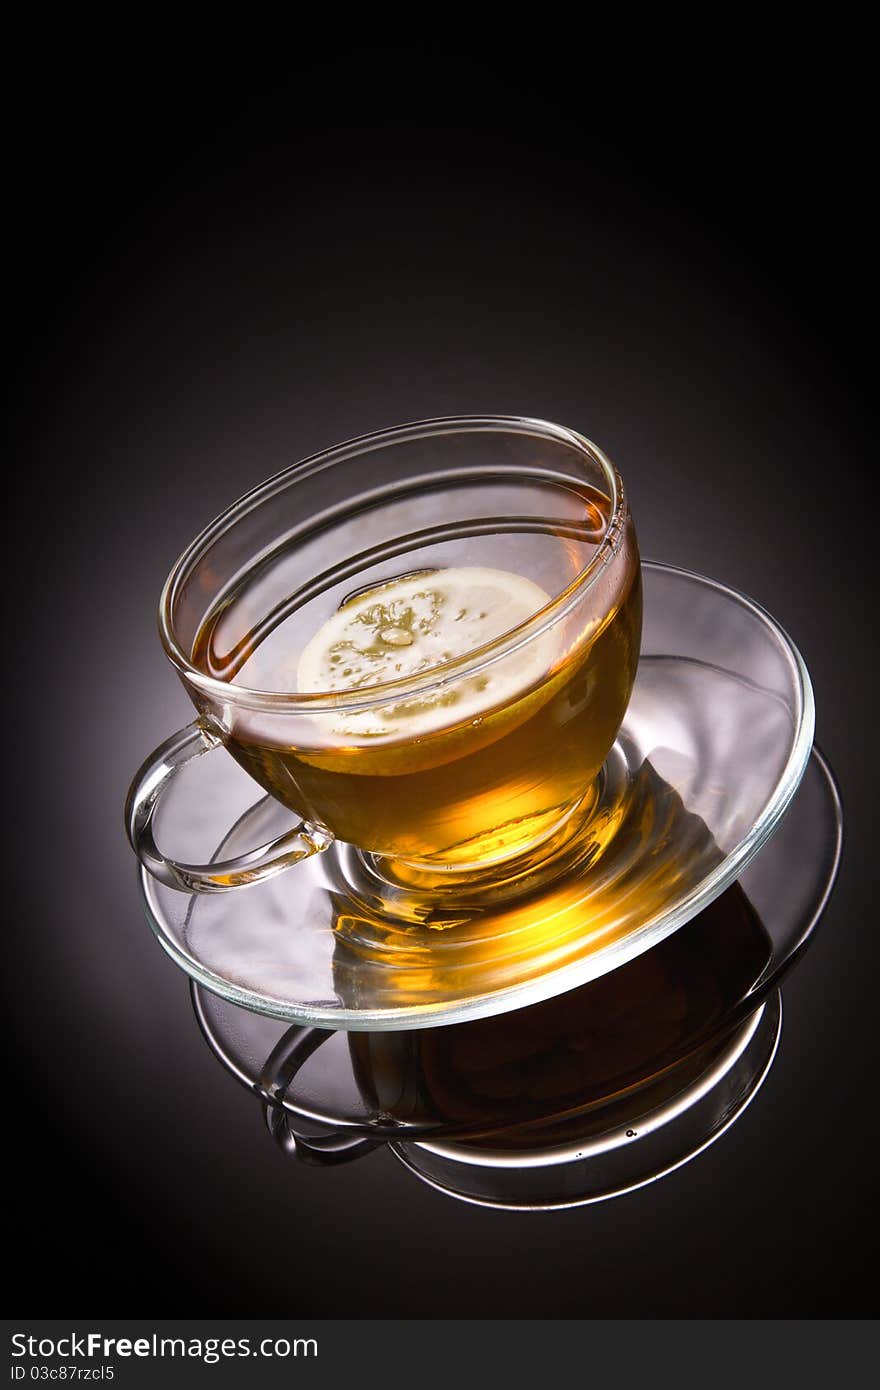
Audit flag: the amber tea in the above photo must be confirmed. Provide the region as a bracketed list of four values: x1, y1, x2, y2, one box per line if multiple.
[191, 478, 641, 869]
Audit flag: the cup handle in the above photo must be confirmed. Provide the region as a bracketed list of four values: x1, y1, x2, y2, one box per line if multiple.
[125, 720, 334, 893]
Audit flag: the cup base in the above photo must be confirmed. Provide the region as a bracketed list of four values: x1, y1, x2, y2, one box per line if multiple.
[326, 736, 723, 972]
[363, 778, 602, 913]
[331, 737, 688, 940]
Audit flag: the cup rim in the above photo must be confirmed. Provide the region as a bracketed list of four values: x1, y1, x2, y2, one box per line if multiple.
[158, 414, 627, 712]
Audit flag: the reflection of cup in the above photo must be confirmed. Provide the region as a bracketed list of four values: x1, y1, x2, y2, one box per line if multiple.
[345, 880, 773, 1141]
[189, 745, 842, 1202]
[126, 417, 641, 893]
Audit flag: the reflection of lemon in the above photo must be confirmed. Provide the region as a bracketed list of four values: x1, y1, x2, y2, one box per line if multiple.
[295, 567, 561, 774]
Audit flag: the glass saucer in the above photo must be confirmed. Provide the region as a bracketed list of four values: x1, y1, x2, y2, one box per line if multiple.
[140, 562, 816, 1029]
[192, 746, 842, 1147]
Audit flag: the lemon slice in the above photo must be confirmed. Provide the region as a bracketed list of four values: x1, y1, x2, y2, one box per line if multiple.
[296, 566, 555, 740]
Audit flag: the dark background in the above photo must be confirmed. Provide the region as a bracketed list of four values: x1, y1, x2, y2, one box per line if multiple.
[7, 61, 874, 1318]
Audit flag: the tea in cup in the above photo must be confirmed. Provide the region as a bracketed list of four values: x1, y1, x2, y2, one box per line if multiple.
[126, 417, 640, 894]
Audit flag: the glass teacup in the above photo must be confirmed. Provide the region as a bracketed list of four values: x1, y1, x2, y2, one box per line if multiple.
[126, 416, 641, 894]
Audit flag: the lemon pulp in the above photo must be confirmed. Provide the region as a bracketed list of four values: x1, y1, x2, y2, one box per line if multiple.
[296, 566, 555, 741]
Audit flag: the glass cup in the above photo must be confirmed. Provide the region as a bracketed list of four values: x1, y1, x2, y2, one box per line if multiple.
[126, 416, 641, 895]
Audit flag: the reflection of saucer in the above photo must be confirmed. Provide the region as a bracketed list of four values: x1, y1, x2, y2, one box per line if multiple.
[390, 996, 782, 1208]
[194, 748, 840, 1136]
[191, 746, 840, 1206]
[141, 563, 816, 1028]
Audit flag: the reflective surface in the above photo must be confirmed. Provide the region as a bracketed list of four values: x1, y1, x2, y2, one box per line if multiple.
[391, 996, 782, 1209]
[14, 105, 871, 1316]
[142, 563, 815, 1026]
[192, 746, 841, 1205]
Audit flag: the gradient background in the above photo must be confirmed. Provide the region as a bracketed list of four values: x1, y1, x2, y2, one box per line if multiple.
[7, 71, 874, 1317]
